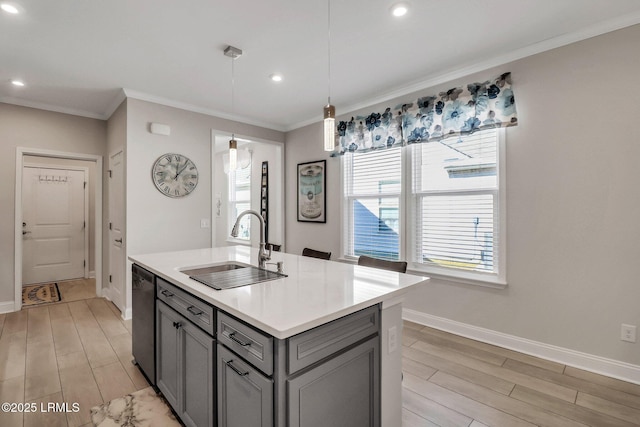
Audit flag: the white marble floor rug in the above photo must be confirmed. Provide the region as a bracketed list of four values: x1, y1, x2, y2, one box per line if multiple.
[90, 386, 180, 427]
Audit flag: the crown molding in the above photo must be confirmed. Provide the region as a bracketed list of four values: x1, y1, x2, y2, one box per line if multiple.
[0, 96, 108, 120]
[284, 12, 640, 132]
[122, 88, 287, 133]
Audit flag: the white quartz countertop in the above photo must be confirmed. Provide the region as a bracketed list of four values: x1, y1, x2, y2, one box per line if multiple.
[129, 246, 429, 339]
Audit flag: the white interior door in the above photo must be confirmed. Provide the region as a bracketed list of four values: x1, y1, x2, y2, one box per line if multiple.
[22, 167, 86, 285]
[109, 150, 125, 312]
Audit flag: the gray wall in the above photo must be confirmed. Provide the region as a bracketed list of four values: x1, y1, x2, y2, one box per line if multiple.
[285, 24, 640, 366]
[0, 103, 106, 306]
[124, 99, 284, 314]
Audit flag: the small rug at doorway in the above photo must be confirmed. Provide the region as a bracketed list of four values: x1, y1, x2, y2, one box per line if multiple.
[22, 283, 61, 306]
[91, 387, 180, 427]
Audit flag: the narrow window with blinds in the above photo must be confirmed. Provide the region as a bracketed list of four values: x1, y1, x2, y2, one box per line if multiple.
[410, 128, 503, 282]
[229, 162, 252, 241]
[343, 147, 402, 260]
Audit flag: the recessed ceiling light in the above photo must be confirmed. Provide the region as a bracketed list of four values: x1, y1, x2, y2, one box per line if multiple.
[11, 79, 25, 87]
[270, 74, 283, 82]
[390, 2, 409, 17]
[1, 3, 19, 14]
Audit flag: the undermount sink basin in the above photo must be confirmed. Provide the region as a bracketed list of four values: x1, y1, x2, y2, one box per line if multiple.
[180, 262, 249, 276]
[180, 262, 286, 290]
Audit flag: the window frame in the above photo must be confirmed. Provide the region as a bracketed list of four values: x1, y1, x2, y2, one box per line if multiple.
[340, 129, 506, 288]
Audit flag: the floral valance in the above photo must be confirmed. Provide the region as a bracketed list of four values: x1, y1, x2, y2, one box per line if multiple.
[333, 72, 517, 155]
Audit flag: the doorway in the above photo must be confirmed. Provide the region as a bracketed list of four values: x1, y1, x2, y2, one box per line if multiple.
[14, 147, 103, 312]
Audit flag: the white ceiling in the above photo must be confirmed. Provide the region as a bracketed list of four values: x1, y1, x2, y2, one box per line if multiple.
[2, 0, 640, 131]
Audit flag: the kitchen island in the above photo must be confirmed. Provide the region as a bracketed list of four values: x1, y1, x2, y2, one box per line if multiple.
[130, 246, 428, 427]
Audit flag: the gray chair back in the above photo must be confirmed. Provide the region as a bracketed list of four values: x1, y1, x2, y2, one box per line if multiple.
[357, 255, 407, 273]
[302, 247, 332, 260]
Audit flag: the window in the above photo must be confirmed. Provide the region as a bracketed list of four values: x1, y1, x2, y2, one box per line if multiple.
[411, 128, 503, 283]
[229, 162, 251, 241]
[341, 128, 505, 285]
[343, 147, 402, 260]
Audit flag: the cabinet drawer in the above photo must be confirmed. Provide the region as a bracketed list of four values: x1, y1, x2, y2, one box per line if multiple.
[287, 305, 379, 374]
[217, 312, 273, 376]
[157, 277, 215, 336]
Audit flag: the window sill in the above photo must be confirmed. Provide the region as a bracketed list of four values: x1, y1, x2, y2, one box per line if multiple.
[406, 267, 507, 289]
[337, 257, 507, 289]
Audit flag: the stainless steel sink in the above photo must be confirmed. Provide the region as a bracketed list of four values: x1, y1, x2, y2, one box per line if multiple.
[181, 262, 287, 290]
[180, 262, 248, 277]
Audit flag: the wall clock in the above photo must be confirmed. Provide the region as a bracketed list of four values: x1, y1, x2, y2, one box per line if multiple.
[152, 153, 198, 198]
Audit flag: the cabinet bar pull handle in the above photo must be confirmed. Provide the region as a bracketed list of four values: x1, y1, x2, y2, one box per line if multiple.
[187, 306, 203, 316]
[228, 331, 251, 347]
[161, 290, 174, 297]
[226, 360, 249, 376]
[173, 321, 182, 329]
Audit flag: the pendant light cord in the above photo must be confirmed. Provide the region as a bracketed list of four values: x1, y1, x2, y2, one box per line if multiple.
[327, 0, 331, 106]
[231, 56, 235, 139]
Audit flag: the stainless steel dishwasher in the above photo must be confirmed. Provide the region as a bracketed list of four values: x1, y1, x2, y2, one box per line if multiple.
[132, 264, 156, 386]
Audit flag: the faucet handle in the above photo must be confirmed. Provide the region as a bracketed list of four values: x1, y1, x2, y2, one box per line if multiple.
[266, 261, 284, 274]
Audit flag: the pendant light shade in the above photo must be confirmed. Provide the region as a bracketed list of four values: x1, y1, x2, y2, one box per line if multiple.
[323, 104, 335, 151]
[229, 137, 237, 171]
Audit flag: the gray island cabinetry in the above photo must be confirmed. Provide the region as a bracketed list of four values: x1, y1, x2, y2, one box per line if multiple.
[130, 246, 428, 427]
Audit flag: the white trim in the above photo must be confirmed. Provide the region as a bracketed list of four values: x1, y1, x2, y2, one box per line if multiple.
[15, 147, 103, 312]
[403, 309, 640, 386]
[0, 96, 107, 120]
[89, 270, 96, 279]
[0, 301, 15, 314]
[125, 89, 287, 132]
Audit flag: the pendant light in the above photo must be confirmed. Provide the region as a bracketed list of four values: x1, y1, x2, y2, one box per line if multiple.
[224, 45, 242, 170]
[323, 0, 335, 152]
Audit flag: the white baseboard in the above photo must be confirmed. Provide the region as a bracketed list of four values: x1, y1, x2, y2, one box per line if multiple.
[0, 300, 16, 314]
[403, 308, 640, 386]
[89, 270, 96, 279]
[123, 307, 132, 321]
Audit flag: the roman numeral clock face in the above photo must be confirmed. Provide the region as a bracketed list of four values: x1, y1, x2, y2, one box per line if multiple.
[152, 153, 199, 198]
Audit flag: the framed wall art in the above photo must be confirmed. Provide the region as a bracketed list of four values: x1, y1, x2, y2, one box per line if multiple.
[297, 160, 326, 223]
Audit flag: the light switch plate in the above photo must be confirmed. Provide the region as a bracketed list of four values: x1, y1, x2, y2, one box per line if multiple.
[200, 219, 210, 228]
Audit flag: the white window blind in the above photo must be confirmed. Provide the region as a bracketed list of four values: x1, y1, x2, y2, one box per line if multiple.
[411, 128, 501, 277]
[229, 162, 252, 240]
[343, 147, 402, 260]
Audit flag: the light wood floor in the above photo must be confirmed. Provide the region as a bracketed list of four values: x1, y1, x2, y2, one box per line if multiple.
[402, 320, 640, 427]
[2, 290, 639, 427]
[0, 286, 148, 427]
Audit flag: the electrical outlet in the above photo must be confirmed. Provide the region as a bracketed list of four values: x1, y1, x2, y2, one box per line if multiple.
[621, 324, 637, 343]
[388, 326, 397, 353]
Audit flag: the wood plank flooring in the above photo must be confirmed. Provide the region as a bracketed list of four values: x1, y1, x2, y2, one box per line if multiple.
[0, 281, 146, 427]
[402, 320, 640, 427]
[1, 285, 639, 427]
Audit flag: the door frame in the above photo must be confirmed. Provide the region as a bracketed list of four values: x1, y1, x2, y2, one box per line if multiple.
[22, 163, 90, 281]
[14, 147, 103, 311]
